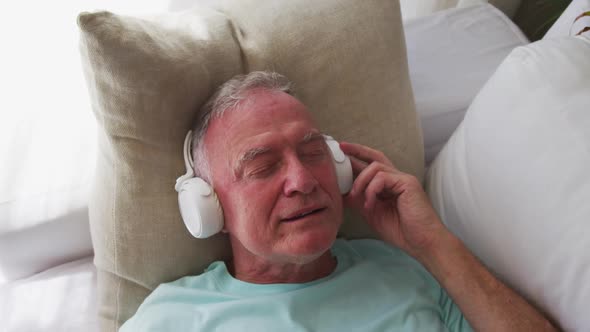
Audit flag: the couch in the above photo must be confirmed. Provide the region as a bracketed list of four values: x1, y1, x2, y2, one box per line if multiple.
[1, 1, 588, 331]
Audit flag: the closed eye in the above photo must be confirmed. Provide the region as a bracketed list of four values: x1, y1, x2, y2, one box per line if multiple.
[299, 141, 329, 162]
[246, 161, 280, 178]
[301, 149, 327, 160]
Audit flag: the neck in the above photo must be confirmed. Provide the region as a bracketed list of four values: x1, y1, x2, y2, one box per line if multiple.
[228, 249, 337, 284]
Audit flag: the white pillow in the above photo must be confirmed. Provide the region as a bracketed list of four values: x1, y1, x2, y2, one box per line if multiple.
[0, 112, 95, 283]
[426, 35, 590, 331]
[544, 0, 590, 39]
[404, 4, 528, 165]
[399, 0, 521, 20]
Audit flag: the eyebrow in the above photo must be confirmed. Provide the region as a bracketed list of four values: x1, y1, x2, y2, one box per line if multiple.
[239, 146, 272, 163]
[300, 130, 324, 144]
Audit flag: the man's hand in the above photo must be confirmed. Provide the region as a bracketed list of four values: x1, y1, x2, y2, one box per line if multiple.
[340, 141, 446, 259]
[340, 141, 558, 331]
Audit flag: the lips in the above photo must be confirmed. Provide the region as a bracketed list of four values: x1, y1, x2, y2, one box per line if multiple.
[281, 207, 326, 222]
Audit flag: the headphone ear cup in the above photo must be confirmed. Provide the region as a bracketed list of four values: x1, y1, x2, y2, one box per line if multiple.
[324, 136, 353, 194]
[334, 157, 353, 194]
[177, 177, 224, 238]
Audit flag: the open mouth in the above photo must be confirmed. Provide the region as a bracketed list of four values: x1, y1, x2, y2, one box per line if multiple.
[281, 208, 326, 223]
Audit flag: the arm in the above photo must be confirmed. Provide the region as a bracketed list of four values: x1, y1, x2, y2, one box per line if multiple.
[340, 142, 557, 332]
[421, 228, 556, 331]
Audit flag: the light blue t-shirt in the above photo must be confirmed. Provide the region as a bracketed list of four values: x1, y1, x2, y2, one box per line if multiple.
[121, 239, 473, 331]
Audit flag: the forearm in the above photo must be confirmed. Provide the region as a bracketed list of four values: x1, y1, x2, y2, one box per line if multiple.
[418, 230, 557, 332]
[341, 141, 557, 330]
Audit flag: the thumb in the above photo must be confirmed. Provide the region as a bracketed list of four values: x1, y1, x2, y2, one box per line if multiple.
[342, 191, 363, 211]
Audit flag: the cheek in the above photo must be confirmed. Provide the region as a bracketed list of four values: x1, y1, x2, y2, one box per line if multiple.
[316, 162, 341, 194]
[220, 183, 280, 232]
[243, 184, 280, 218]
[318, 163, 344, 214]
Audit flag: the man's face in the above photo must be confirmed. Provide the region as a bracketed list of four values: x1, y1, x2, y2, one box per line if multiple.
[204, 90, 343, 265]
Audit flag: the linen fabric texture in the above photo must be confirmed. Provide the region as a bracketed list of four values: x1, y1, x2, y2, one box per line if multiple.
[426, 35, 590, 331]
[120, 239, 472, 332]
[77, 0, 423, 330]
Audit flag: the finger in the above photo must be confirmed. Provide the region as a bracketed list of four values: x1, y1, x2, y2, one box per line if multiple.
[342, 189, 362, 210]
[340, 142, 395, 168]
[364, 171, 399, 211]
[349, 156, 368, 177]
[350, 161, 396, 199]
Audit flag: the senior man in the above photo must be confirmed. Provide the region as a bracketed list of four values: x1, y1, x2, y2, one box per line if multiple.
[121, 71, 556, 331]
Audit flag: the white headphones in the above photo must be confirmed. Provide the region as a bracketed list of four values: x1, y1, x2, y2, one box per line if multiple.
[175, 130, 353, 238]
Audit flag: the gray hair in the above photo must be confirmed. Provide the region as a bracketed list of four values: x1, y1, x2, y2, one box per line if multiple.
[191, 71, 295, 183]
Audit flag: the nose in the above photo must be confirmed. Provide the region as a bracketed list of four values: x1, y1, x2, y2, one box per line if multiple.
[283, 157, 319, 197]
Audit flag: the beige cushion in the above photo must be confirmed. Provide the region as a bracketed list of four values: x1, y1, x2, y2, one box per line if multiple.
[78, 0, 423, 330]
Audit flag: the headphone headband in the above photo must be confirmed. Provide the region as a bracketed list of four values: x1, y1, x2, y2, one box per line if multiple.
[175, 131, 196, 192]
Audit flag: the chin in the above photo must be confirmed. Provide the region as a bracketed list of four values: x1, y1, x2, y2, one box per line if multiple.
[284, 227, 337, 260]
[276, 209, 342, 261]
